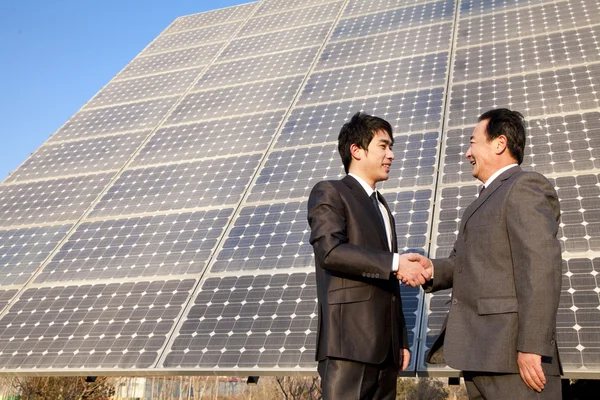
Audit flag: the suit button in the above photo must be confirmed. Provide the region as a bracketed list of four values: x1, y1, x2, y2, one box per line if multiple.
[452, 299, 458, 305]
[458, 267, 463, 273]
[550, 340, 555, 345]
[375, 273, 380, 278]
[392, 296, 396, 302]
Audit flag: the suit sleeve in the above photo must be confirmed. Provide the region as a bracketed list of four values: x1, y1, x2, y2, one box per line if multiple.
[308, 181, 394, 279]
[507, 173, 562, 357]
[424, 248, 456, 293]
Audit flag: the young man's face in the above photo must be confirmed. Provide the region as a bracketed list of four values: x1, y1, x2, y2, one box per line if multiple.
[357, 129, 395, 187]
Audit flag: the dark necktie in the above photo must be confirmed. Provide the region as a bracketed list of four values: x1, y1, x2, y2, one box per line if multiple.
[370, 192, 386, 231]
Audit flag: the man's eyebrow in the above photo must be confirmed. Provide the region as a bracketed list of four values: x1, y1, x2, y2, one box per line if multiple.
[378, 138, 393, 145]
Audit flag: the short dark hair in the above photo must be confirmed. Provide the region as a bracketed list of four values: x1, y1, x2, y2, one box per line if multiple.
[338, 112, 393, 173]
[478, 108, 526, 164]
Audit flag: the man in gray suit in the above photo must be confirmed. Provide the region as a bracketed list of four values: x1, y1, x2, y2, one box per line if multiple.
[418, 108, 562, 399]
[308, 112, 431, 399]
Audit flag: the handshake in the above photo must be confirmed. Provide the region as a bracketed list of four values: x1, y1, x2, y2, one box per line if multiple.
[396, 253, 432, 287]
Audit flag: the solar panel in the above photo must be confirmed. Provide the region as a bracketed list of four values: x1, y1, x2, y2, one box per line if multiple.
[0, 0, 598, 378]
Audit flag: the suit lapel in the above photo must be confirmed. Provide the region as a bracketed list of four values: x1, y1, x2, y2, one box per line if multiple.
[342, 175, 390, 250]
[460, 166, 521, 233]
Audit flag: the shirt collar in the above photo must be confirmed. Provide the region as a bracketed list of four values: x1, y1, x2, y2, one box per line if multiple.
[348, 173, 376, 197]
[483, 164, 518, 188]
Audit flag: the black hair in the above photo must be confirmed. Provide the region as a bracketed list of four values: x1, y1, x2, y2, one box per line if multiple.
[478, 108, 526, 164]
[338, 112, 393, 173]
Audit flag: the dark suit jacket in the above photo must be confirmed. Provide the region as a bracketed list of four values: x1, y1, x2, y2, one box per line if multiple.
[307, 175, 408, 367]
[426, 167, 562, 375]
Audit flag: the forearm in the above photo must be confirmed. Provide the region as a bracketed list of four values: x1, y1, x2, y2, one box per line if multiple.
[315, 239, 394, 279]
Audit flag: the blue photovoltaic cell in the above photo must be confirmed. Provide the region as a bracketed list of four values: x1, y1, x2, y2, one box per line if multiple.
[49, 98, 178, 142]
[330, 0, 455, 42]
[89, 154, 262, 218]
[35, 209, 233, 283]
[0, 225, 72, 286]
[0, 174, 114, 228]
[276, 89, 444, 149]
[132, 111, 286, 166]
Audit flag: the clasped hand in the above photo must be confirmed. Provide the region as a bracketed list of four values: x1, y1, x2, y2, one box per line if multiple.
[396, 253, 432, 287]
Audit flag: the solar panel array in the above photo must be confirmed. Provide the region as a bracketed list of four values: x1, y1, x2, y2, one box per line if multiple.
[0, 0, 599, 378]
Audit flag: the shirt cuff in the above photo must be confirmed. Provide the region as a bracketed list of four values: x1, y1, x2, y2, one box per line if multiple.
[392, 253, 399, 272]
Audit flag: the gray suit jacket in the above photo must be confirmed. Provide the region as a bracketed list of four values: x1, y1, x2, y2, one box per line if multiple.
[308, 175, 408, 367]
[426, 167, 562, 375]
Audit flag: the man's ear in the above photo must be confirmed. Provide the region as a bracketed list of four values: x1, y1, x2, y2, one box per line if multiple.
[494, 135, 508, 155]
[350, 143, 362, 161]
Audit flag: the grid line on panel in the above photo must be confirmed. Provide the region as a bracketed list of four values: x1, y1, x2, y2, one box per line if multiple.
[188, 73, 307, 95]
[163, 3, 258, 35]
[155, 0, 353, 369]
[0, 279, 196, 370]
[48, 98, 180, 143]
[458, 0, 554, 19]
[457, 0, 589, 23]
[210, 44, 321, 67]
[114, 65, 211, 84]
[452, 24, 600, 82]
[0, 225, 73, 288]
[314, 46, 451, 75]
[455, 0, 600, 48]
[254, 0, 339, 16]
[236, 1, 345, 38]
[447, 61, 600, 127]
[141, 21, 242, 56]
[131, 112, 287, 168]
[315, 21, 453, 71]
[194, 47, 321, 91]
[297, 53, 448, 107]
[275, 89, 444, 150]
[5, 132, 151, 184]
[130, 39, 230, 59]
[34, 208, 234, 284]
[330, 0, 455, 43]
[87, 153, 263, 219]
[0, 173, 116, 229]
[218, 22, 333, 61]
[454, 19, 600, 53]
[161, 272, 318, 369]
[112, 37, 231, 81]
[415, 0, 462, 373]
[339, 0, 443, 21]
[223, 19, 334, 42]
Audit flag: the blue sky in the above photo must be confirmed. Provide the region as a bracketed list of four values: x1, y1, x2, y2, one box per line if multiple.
[0, 0, 249, 181]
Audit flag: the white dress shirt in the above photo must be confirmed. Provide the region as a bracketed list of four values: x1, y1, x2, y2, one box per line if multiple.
[348, 173, 400, 272]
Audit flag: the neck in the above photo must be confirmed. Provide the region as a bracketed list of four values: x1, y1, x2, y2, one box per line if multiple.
[348, 170, 375, 189]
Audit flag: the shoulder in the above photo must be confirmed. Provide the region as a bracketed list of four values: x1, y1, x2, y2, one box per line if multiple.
[309, 180, 341, 202]
[512, 170, 555, 192]
[508, 170, 559, 210]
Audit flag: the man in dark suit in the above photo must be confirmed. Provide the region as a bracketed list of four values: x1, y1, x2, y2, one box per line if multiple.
[418, 108, 562, 399]
[307, 112, 431, 400]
